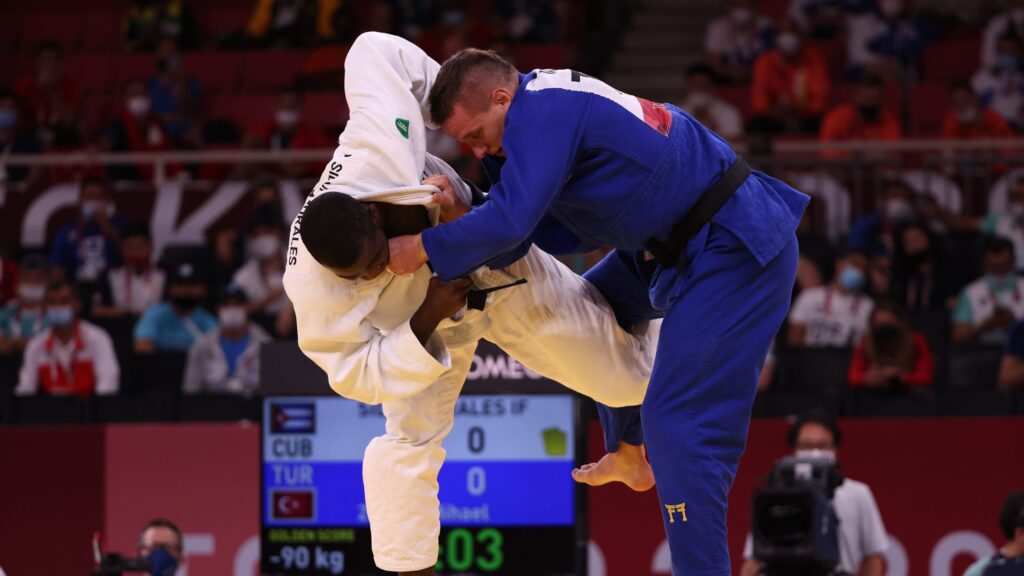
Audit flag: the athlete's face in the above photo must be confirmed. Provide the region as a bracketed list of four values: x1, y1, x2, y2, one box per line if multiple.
[329, 205, 390, 281]
[443, 88, 513, 159]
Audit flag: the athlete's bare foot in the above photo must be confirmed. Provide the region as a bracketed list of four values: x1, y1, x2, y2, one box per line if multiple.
[572, 442, 655, 492]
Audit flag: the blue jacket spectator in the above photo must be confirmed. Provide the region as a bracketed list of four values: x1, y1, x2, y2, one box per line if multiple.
[147, 39, 202, 148]
[134, 262, 215, 353]
[49, 178, 127, 283]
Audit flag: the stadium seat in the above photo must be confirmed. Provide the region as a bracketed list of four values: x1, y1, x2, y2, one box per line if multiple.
[514, 44, 567, 71]
[10, 396, 88, 425]
[302, 92, 348, 132]
[90, 396, 168, 423]
[182, 51, 243, 93]
[846, 388, 937, 417]
[937, 390, 1015, 416]
[176, 394, 257, 422]
[81, 11, 122, 52]
[909, 83, 950, 137]
[194, 6, 250, 45]
[946, 347, 1003, 390]
[241, 50, 306, 91]
[134, 352, 187, 399]
[91, 316, 143, 394]
[299, 44, 349, 89]
[112, 53, 158, 89]
[807, 39, 846, 82]
[922, 41, 979, 84]
[0, 13, 21, 54]
[19, 12, 82, 54]
[717, 85, 752, 120]
[207, 93, 276, 127]
[65, 54, 116, 96]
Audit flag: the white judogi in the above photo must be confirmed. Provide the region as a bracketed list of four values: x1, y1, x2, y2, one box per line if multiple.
[283, 32, 656, 572]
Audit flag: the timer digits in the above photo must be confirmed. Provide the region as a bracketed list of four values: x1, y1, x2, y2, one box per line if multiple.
[435, 528, 505, 572]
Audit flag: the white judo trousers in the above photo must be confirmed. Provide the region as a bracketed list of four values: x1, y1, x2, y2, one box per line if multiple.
[283, 32, 657, 572]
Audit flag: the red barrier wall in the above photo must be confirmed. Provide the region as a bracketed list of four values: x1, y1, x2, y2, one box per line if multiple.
[1, 418, 1022, 576]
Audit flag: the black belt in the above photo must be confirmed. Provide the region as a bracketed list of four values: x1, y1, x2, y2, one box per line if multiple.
[646, 157, 750, 270]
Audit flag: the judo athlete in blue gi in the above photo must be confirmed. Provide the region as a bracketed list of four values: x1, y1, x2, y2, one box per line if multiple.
[387, 50, 809, 575]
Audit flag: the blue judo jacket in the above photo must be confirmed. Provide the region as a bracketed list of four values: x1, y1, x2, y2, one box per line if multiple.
[421, 69, 809, 309]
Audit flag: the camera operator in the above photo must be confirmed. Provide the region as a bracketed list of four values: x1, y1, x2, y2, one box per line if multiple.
[137, 519, 183, 576]
[741, 412, 888, 576]
[964, 491, 1024, 575]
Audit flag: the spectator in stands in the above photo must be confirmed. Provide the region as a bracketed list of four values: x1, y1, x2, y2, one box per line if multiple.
[982, 0, 1024, 68]
[0, 88, 44, 187]
[740, 411, 888, 576]
[244, 88, 330, 178]
[0, 254, 50, 353]
[245, 0, 317, 48]
[93, 224, 165, 318]
[868, 253, 893, 301]
[14, 42, 83, 150]
[147, 39, 202, 149]
[100, 80, 172, 181]
[137, 519, 183, 575]
[820, 74, 902, 158]
[847, 179, 917, 257]
[704, 0, 774, 84]
[952, 236, 1024, 346]
[678, 63, 744, 143]
[750, 18, 830, 133]
[891, 222, 953, 312]
[795, 198, 836, 293]
[14, 280, 119, 397]
[233, 213, 294, 337]
[999, 320, 1024, 388]
[848, 301, 933, 389]
[122, 0, 195, 52]
[497, 0, 562, 43]
[943, 81, 1015, 140]
[788, 0, 873, 37]
[183, 284, 270, 395]
[50, 178, 127, 286]
[788, 250, 875, 348]
[973, 33, 1024, 131]
[133, 262, 216, 353]
[964, 491, 1024, 575]
[845, 0, 934, 81]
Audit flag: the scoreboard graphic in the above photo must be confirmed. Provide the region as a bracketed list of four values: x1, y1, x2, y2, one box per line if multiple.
[260, 394, 584, 575]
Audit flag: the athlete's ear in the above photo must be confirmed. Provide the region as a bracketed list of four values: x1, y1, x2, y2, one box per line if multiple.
[366, 203, 382, 225]
[491, 87, 513, 108]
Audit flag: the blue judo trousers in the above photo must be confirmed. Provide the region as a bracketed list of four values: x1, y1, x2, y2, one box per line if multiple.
[421, 68, 808, 575]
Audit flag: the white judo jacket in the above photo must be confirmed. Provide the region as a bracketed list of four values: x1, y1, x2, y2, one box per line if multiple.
[283, 32, 656, 572]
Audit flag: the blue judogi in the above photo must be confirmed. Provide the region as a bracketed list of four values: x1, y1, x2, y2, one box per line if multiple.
[421, 68, 808, 575]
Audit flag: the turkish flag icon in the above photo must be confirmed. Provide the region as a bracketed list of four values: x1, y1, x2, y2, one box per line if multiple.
[271, 490, 315, 520]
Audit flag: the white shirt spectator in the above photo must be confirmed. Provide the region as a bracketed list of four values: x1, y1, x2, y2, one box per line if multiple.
[973, 67, 1024, 129]
[744, 477, 889, 574]
[16, 320, 120, 396]
[679, 93, 744, 141]
[232, 259, 288, 313]
[705, 13, 774, 68]
[982, 9, 1024, 69]
[183, 324, 270, 395]
[107, 267, 165, 314]
[847, 12, 891, 69]
[789, 286, 874, 347]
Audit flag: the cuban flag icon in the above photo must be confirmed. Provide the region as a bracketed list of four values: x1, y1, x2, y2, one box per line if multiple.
[270, 402, 316, 434]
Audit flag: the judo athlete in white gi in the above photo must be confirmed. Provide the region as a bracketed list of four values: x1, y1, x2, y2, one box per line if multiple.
[282, 32, 657, 574]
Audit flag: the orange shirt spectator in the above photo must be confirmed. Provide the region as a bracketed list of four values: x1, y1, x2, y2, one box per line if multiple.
[820, 74, 901, 159]
[751, 39, 830, 119]
[942, 108, 1015, 139]
[14, 42, 83, 150]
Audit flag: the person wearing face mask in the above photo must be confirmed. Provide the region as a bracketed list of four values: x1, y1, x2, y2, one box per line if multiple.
[133, 262, 216, 353]
[0, 254, 51, 353]
[943, 81, 1015, 140]
[846, 0, 934, 81]
[848, 301, 933, 389]
[952, 236, 1024, 346]
[135, 519, 184, 576]
[100, 80, 173, 181]
[705, 0, 775, 84]
[740, 411, 888, 576]
[49, 178, 128, 289]
[245, 88, 330, 177]
[789, 251, 876, 348]
[982, 0, 1024, 69]
[14, 280, 120, 397]
[847, 180, 917, 257]
[973, 33, 1024, 130]
[13, 41, 83, 150]
[0, 88, 43, 187]
[751, 18, 830, 133]
[679, 63, 745, 142]
[93, 224, 166, 317]
[232, 216, 294, 337]
[183, 284, 270, 395]
[819, 73, 902, 159]
[892, 222, 954, 312]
